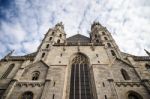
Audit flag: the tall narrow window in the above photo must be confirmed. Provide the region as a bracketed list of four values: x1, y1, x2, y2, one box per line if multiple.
[107, 43, 111, 47]
[103, 82, 105, 87]
[52, 32, 55, 35]
[121, 69, 130, 80]
[41, 53, 45, 58]
[1, 63, 15, 79]
[69, 53, 93, 99]
[95, 34, 97, 38]
[53, 81, 56, 87]
[57, 39, 60, 43]
[102, 32, 105, 35]
[49, 37, 52, 41]
[21, 91, 33, 99]
[104, 37, 108, 40]
[32, 71, 40, 80]
[96, 39, 99, 43]
[0, 90, 5, 98]
[111, 50, 116, 56]
[46, 44, 49, 48]
[59, 34, 62, 38]
[105, 95, 107, 99]
[52, 94, 55, 99]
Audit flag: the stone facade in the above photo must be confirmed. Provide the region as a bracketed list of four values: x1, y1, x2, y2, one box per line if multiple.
[0, 22, 150, 99]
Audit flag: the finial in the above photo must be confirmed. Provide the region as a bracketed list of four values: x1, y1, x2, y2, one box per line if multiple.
[144, 49, 150, 56]
[4, 50, 14, 59]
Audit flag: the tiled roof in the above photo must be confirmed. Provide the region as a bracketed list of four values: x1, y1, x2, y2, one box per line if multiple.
[66, 34, 90, 43]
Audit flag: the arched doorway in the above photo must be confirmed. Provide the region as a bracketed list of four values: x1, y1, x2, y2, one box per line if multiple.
[127, 91, 143, 99]
[69, 53, 93, 99]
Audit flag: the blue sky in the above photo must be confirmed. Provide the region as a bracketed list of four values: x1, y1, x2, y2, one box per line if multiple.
[0, 0, 150, 58]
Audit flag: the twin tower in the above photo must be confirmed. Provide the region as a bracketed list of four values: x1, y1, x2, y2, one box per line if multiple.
[35, 21, 121, 62]
[1, 21, 150, 99]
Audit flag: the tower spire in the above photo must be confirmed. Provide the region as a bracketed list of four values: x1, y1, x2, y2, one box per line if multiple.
[144, 49, 150, 56]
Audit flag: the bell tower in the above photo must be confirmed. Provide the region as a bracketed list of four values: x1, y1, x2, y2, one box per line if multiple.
[34, 22, 66, 62]
[90, 21, 122, 59]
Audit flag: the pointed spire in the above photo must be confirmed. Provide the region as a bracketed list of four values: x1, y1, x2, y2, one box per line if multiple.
[144, 49, 150, 56]
[4, 50, 14, 59]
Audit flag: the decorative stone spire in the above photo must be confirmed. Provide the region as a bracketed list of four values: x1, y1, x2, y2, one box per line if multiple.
[144, 49, 150, 56]
[55, 22, 64, 30]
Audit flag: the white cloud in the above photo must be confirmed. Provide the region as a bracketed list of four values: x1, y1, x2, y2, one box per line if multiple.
[0, 0, 150, 58]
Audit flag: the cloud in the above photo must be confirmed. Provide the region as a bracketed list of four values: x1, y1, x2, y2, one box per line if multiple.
[0, 0, 150, 58]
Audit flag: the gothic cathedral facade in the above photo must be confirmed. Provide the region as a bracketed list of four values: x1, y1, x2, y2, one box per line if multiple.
[0, 22, 150, 99]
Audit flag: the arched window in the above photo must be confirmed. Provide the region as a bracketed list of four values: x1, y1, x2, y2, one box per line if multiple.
[59, 34, 62, 38]
[107, 43, 111, 47]
[57, 39, 60, 43]
[69, 53, 93, 99]
[145, 64, 150, 71]
[32, 71, 40, 80]
[95, 34, 97, 38]
[49, 37, 52, 41]
[41, 53, 45, 58]
[1, 63, 15, 79]
[128, 91, 143, 99]
[102, 32, 105, 35]
[52, 32, 55, 35]
[104, 37, 108, 40]
[121, 69, 130, 80]
[111, 50, 116, 56]
[96, 39, 99, 43]
[46, 44, 49, 48]
[21, 91, 33, 99]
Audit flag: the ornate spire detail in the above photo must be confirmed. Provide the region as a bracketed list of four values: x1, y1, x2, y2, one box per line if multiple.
[144, 49, 150, 56]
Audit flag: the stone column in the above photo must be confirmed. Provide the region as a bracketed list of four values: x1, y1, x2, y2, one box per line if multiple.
[41, 80, 51, 99]
[108, 79, 118, 99]
[2, 80, 17, 99]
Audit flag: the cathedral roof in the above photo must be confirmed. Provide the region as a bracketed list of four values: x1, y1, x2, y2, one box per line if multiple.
[66, 34, 90, 43]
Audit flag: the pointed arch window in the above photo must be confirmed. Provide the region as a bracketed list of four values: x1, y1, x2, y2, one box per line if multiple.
[111, 50, 116, 56]
[102, 32, 105, 35]
[32, 71, 40, 80]
[49, 37, 52, 41]
[52, 32, 55, 35]
[104, 37, 108, 40]
[121, 69, 130, 80]
[96, 39, 99, 43]
[41, 53, 45, 58]
[57, 39, 60, 43]
[46, 44, 49, 48]
[21, 91, 33, 99]
[1, 63, 15, 79]
[107, 43, 111, 47]
[95, 34, 97, 38]
[69, 53, 93, 99]
[59, 34, 62, 38]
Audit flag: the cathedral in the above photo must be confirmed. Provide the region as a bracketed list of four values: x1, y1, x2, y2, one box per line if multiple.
[0, 22, 150, 99]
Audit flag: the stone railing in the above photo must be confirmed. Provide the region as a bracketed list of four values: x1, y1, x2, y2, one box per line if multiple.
[115, 82, 142, 87]
[16, 81, 45, 87]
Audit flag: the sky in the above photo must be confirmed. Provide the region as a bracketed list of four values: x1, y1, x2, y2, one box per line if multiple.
[0, 0, 150, 58]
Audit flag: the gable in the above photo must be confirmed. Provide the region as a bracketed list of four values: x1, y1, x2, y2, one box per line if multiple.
[20, 61, 49, 80]
[66, 34, 90, 43]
